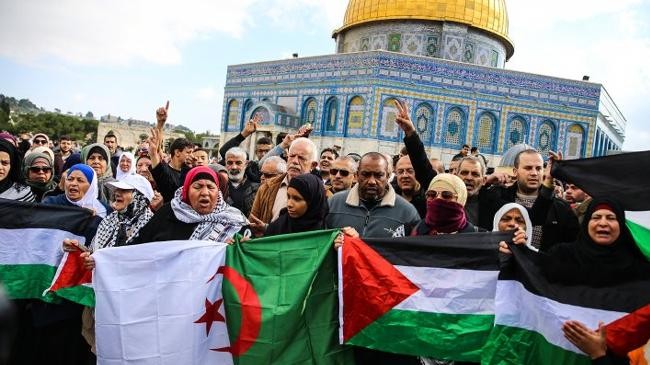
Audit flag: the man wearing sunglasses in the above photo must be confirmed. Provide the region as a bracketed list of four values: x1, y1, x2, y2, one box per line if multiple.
[328, 156, 357, 194]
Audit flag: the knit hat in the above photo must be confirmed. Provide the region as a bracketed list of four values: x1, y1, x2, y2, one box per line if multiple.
[427, 173, 468, 206]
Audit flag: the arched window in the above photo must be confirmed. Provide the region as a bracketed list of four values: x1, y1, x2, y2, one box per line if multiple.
[565, 124, 585, 159]
[302, 98, 318, 125]
[240, 99, 253, 128]
[226, 99, 239, 131]
[379, 98, 399, 139]
[475, 112, 496, 153]
[323, 97, 339, 133]
[345, 96, 365, 135]
[250, 106, 270, 126]
[414, 103, 434, 145]
[444, 107, 465, 146]
[537, 121, 557, 156]
[507, 117, 528, 148]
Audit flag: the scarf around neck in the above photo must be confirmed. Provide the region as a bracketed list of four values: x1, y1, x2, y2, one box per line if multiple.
[424, 198, 467, 234]
[91, 191, 153, 251]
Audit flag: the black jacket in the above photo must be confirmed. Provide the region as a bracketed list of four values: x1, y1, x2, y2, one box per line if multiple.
[391, 179, 427, 219]
[403, 133, 437, 190]
[480, 184, 579, 251]
[226, 178, 259, 218]
[218, 133, 261, 183]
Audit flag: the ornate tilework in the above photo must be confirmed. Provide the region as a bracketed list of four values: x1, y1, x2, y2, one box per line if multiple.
[565, 124, 585, 159]
[476, 112, 495, 152]
[346, 96, 365, 134]
[324, 97, 339, 133]
[414, 102, 435, 144]
[507, 117, 527, 148]
[226, 99, 240, 131]
[537, 121, 556, 156]
[380, 98, 399, 139]
[251, 106, 270, 125]
[445, 108, 463, 145]
[302, 98, 318, 125]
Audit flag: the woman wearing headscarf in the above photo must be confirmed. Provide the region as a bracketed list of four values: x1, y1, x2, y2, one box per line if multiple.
[131, 166, 247, 244]
[0, 139, 34, 202]
[23, 149, 58, 202]
[493, 203, 533, 254]
[264, 173, 328, 236]
[411, 173, 481, 236]
[115, 151, 136, 181]
[81, 143, 116, 205]
[28, 164, 107, 364]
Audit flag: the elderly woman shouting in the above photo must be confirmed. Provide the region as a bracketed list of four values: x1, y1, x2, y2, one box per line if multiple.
[131, 166, 247, 244]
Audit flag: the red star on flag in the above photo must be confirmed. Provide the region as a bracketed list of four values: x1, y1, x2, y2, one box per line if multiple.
[194, 298, 226, 336]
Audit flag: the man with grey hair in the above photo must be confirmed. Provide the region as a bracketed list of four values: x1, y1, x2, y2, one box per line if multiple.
[328, 156, 358, 194]
[224, 147, 259, 217]
[249, 137, 318, 234]
[259, 156, 287, 184]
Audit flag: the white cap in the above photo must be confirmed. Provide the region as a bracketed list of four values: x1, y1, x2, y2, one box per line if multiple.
[106, 174, 155, 202]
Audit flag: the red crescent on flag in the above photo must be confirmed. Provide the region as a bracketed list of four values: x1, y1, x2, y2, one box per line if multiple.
[211, 266, 262, 357]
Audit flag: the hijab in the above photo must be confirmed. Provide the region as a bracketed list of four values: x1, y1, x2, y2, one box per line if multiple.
[265, 174, 329, 236]
[171, 166, 247, 242]
[422, 174, 468, 234]
[0, 139, 23, 193]
[542, 198, 649, 286]
[66, 164, 107, 218]
[116, 152, 136, 181]
[81, 143, 113, 179]
[493, 203, 535, 251]
[23, 151, 57, 197]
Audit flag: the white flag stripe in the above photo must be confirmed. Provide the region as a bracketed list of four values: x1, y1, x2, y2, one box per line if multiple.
[626, 211, 650, 226]
[93, 240, 233, 365]
[495, 280, 626, 355]
[0, 228, 85, 266]
[394, 266, 498, 315]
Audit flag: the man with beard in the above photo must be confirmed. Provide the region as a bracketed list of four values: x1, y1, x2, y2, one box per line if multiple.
[218, 114, 265, 182]
[224, 147, 259, 217]
[53, 135, 74, 178]
[318, 147, 338, 186]
[564, 183, 592, 223]
[482, 149, 579, 250]
[249, 137, 318, 235]
[392, 155, 426, 218]
[327, 152, 420, 238]
[327, 156, 357, 194]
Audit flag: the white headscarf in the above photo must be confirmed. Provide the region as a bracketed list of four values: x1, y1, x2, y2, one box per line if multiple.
[65, 164, 107, 218]
[492, 203, 535, 252]
[116, 152, 136, 181]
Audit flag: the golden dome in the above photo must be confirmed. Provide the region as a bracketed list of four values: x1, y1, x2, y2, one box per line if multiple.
[334, 0, 514, 59]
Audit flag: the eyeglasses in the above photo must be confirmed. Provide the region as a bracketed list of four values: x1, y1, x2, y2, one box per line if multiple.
[425, 190, 457, 200]
[29, 166, 52, 173]
[330, 168, 351, 177]
[33, 139, 47, 145]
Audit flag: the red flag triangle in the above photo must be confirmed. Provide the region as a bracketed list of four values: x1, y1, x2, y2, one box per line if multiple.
[342, 236, 419, 342]
[47, 251, 92, 293]
[606, 304, 650, 356]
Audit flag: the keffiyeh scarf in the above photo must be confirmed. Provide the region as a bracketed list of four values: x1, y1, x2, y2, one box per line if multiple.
[91, 191, 153, 251]
[170, 187, 246, 242]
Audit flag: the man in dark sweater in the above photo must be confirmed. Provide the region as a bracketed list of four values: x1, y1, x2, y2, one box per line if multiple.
[218, 113, 266, 183]
[224, 146, 259, 217]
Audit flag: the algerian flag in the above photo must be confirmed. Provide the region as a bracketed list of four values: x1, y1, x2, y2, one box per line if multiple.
[482, 244, 650, 364]
[553, 150, 650, 259]
[339, 232, 510, 362]
[92, 240, 233, 365]
[222, 230, 353, 365]
[0, 199, 95, 302]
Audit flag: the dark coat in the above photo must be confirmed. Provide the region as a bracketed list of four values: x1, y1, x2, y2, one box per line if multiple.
[226, 178, 259, 218]
[130, 203, 198, 244]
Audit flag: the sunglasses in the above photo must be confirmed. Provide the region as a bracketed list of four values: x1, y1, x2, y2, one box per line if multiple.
[33, 139, 47, 145]
[425, 190, 456, 200]
[29, 166, 52, 173]
[330, 168, 351, 177]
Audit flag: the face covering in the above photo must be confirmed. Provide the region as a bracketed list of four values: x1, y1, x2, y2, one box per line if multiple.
[425, 198, 467, 234]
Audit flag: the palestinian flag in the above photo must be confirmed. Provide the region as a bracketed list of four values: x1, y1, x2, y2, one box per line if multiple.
[0, 199, 95, 302]
[43, 250, 94, 307]
[553, 150, 650, 259]
[339, 232, 511, 362]
[222, 229, 353, 365]
[482, 244, 650, 365]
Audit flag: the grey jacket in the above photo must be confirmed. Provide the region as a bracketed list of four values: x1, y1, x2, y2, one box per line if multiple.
[326, 184, 421, 238]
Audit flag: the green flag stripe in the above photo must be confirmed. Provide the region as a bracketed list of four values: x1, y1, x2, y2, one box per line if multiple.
[346, 309, 494, 362]
[626, 219, 650, 260]
[53, 285, 95, 307]
[482, 325, 590, 365]
[0, 264, 59, 302]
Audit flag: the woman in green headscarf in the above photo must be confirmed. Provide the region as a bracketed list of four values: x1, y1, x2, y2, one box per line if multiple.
[81, 143, 116, 205]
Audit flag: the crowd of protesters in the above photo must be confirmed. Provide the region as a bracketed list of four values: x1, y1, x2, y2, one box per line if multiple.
[1, 100, 649, 365]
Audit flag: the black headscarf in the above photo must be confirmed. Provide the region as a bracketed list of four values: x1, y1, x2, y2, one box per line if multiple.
[542, 198, 649, 286]
[265, 174, 329, 236]
[0, 139, 24, 193]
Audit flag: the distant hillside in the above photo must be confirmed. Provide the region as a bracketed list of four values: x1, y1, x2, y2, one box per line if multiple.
[0, 94, 43, 114]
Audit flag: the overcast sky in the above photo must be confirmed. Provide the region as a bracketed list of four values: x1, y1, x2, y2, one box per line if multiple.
[1, 0, 648, 150]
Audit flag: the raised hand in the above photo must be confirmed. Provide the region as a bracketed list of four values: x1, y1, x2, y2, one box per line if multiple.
[544, 151, 563, 187]
[156, 101, 169, 130]
[394, 99, 415, 137]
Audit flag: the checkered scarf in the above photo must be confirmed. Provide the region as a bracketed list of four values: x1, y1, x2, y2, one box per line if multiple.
[170, 187, 247, 242]
[91, 191, 154, 251]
